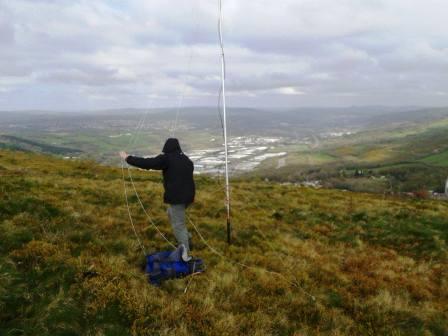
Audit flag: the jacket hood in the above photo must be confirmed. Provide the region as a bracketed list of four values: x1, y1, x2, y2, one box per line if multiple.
[162, 138, 182, 153]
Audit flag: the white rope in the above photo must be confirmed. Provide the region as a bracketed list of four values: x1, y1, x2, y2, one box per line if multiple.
[123, 149, 316, 300]
[170, 50, 194, 137]
[121, 159, 147, 256]
[119, 2, 209, 256]
[118, 1, 315, 301]
[127, 168, 177, 249]
[187, 216, 316, 301]
[123, 166, 316, 300]
[170, 4, 201, 137]
[130, 107, 150, 147]
[183, 260, 198, 294]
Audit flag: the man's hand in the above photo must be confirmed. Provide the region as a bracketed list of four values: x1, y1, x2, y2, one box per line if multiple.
[119, 151, 128, 160]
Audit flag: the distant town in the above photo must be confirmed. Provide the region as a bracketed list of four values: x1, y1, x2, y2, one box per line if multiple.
[188, 136, 287, 174]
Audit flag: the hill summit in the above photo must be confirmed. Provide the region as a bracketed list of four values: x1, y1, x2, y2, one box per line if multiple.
[0, 149, 447, 335]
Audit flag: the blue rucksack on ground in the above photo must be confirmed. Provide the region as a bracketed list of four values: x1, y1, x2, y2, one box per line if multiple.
[145, 246, 204, 286]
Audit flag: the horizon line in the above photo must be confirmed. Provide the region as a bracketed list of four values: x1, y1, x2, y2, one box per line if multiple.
[1, 104, 446, 113]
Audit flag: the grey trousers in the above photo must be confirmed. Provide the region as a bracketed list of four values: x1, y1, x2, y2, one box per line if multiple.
[167, 204, 190, 252]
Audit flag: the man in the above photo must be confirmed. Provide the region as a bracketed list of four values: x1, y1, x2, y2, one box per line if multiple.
[119, 138, 195, 261]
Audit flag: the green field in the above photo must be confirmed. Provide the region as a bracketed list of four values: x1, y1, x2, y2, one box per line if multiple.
[421, 150, 448, 167]
[1, 149, 447, 335]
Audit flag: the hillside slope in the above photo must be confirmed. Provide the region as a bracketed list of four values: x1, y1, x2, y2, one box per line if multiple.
[1, 150, 447, 335]
[258, 117, 448, 193]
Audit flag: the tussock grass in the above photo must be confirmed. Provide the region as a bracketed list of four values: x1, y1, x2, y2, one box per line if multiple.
[0, 149, 447, 335]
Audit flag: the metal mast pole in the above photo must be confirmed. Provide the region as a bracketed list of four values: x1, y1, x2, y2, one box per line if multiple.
[218, 0, 231, 244]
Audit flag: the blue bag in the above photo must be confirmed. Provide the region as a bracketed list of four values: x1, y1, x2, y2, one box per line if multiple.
[145, 247, 204, 286]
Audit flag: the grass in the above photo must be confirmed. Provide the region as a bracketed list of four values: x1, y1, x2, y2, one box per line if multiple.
[0, 149, 447, 335]
[286, 152, 337, 166]
[421, 150, 448, 167]
[259, 151, 338, 172]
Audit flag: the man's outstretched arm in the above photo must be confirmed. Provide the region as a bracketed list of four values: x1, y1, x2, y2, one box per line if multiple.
[119, 151, 167, 170]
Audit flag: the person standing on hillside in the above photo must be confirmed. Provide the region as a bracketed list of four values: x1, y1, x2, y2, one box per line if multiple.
[119, 138, 195, 261]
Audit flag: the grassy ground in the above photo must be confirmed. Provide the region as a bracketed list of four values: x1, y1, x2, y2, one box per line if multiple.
[1, 149, 447, 335]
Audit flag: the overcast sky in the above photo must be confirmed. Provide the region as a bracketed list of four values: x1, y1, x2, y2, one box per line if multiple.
[1, 0, 448, 110]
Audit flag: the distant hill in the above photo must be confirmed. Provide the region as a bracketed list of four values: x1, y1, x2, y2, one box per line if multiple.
[2, 106, 448, 136]
[0, 149, 447, 335]
[0, 135, 83, 156]
[256, 113, 448, 193]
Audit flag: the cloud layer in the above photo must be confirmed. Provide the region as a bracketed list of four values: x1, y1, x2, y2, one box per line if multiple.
[1, 0, 448, 110]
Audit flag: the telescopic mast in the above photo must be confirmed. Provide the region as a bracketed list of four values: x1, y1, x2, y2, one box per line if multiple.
[218, 0, 231, 244]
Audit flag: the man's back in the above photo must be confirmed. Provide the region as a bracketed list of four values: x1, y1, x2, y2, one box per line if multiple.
[125, 138, 195, 205]
[162, 151, 195, 205]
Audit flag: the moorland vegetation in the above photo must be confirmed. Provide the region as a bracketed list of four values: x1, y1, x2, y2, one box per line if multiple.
[0, 149, 447, 335]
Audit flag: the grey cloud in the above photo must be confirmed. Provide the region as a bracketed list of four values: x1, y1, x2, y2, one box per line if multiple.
[38, 67, 125, 86]
[1, 0, 448, 110]
[0, 21, 14, 46]
[379, 43, 448, 74]
[0, 4, 15, 46]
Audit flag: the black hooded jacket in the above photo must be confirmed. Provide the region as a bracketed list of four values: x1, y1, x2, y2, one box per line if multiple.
[126, 138, 195, 205]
